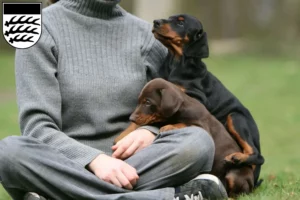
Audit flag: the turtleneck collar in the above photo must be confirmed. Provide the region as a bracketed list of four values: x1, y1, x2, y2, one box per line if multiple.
[59, 0, 126, 19]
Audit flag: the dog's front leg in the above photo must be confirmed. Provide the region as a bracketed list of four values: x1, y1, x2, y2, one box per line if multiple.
[160, 123, 188, 133]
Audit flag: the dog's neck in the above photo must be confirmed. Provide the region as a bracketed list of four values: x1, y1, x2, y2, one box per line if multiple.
[168, 51, 182, 67]
[169, 44, 184, 59]
[168, 50, 208, 77]
[171, 92, 211, 131]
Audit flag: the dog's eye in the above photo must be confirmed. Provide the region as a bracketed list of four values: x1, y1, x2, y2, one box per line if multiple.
[145, 100, 151, 106]
[177, 21, 184, 26]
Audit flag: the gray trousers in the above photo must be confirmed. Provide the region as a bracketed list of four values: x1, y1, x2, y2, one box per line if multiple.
[0, 127, 215, 200]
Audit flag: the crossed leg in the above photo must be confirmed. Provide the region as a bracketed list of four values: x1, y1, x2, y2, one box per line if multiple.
[0, 127, 214, 200]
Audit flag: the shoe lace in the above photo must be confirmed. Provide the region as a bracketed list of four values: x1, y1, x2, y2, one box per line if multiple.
[184, 191, 204, 200]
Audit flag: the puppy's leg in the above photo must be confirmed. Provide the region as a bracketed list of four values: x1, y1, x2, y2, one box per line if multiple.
[224, 152, 254, 165]
[226, 113, 264, 188]
[225, 114, 264, 165]
[114, 123, 140, 144]
[160, 123, 188, 133]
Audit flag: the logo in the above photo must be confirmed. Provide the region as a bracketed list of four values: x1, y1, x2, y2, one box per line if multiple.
[2, 3, 42, 49]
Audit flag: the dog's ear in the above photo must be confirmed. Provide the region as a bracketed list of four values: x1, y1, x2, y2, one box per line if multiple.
[189, 29, 204, 41]
[160, 87, 183, 118]
[184, 29, 209, 59]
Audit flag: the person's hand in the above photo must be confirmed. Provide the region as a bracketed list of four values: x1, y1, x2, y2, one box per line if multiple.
[112, 129, 155, 160]
[88, 154, 139, 190]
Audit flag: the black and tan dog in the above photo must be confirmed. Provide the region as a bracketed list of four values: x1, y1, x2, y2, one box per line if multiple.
[152, 14, 264, 187]
[129, 78, 254, 197]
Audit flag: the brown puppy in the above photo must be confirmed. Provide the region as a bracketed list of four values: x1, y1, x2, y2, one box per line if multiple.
[129, 78, 254, 197]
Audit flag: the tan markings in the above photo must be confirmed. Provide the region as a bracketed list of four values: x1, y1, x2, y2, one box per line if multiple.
[170, 42, 183, 56]
[224, 152, 249, 164]
[155, 24, 179, 38]
[160, 123, 188, 132]
[178, 16, 185, 21]
[225, 174, 235, 196]
[170, 34, 190, 58]
[153, 24, 190, 58]
[183, 34, 190, 44]
[174, 84, 186, 92]
[227, 115, 254, 155]
[135, 113, 163, 126]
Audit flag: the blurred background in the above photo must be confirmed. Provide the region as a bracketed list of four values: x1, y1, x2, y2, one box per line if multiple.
[2, 0, 300, 55]
[0, 0, 299, 199]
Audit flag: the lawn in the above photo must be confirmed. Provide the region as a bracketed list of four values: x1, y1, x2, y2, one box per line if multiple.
[0, 53, 299, 199]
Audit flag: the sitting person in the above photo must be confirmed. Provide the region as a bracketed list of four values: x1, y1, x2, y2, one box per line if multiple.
[0, 0, 227, 200]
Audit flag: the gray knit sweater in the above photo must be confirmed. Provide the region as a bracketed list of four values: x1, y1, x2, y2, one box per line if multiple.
[15, 0, 167, 167]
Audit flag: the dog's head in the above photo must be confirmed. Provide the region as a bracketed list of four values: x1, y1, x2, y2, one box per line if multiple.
[129, 78, 183, 126]
[152, 14, 209, 58]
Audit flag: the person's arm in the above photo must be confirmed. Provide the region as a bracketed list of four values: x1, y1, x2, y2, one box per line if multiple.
[112, 32, 168, 160]
[15, 25, 102, 168]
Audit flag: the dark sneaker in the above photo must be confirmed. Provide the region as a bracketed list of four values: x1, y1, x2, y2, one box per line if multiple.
[174, 174, 228, 200]
[24, 192, 47, 200]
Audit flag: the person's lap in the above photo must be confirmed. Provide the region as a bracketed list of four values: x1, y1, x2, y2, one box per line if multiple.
[0, 126, 214, 200]
[126, 127, 215, 190]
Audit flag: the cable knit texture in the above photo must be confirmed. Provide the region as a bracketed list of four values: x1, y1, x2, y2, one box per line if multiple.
[15, 0, 167, 167]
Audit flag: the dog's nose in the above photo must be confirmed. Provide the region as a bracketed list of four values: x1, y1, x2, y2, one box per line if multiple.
[153, 20, 162, 28]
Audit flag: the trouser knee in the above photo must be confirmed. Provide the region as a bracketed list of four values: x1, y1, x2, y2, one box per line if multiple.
[157, 126, 215, 173]
[0, 136, 20, 169]
[175, 127, 215, 172]
[0, 136, 37, 186]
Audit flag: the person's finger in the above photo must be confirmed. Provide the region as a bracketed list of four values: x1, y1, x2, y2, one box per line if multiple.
[112, 140, 122, 149]
[122, 170, 138, 186]
[109, 176, 122, 188]
[111, 145, 118, 151]
[130, 177, 137, 187]
[119, 140, 140, 160]
[122, 164, 139, 187]
[116, 170, 133, 190]
[134, 142, 147, 154]
[112, 139, 134, 158]
[112, 140, 122, 148]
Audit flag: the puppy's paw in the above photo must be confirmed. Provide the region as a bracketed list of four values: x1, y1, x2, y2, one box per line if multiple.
[224, 152, 248, 165]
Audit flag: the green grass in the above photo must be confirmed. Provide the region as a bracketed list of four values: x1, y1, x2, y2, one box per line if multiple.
[207, 55, 300, 200]
[0, 53, 15, 90]
[0, 53, 18, 200]
[0, 53, 299, 199]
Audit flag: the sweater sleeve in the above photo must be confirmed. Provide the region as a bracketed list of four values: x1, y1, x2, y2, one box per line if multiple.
[137, 125, 160, 136]
[15, 25, 103, 168]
